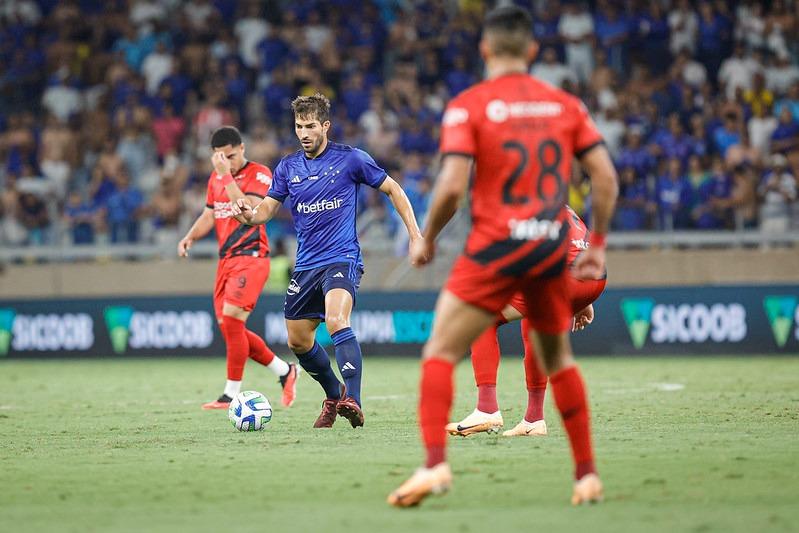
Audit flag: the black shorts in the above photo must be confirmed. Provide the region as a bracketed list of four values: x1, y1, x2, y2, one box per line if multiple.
[284, 262, 364, 320]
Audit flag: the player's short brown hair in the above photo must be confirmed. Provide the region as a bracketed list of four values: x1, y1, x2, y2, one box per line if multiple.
[483, 5, 534, 57]
[291, 93, 331, 124]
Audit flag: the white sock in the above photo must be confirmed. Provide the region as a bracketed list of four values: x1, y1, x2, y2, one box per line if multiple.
[224, 380, 241, 398]
[267, 357, 290, 377]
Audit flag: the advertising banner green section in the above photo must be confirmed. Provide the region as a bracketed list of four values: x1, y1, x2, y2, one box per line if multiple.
[1, 286, 797, 358]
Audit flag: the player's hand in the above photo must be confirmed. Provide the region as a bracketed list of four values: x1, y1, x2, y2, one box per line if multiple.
[211, 151, 231, 177]
[409, 236, 434, 268]
[177, 236, 193, 257]
[572, 304, 594, 332]
[231, 198, 252, 217]
[573, 246, 605, 281]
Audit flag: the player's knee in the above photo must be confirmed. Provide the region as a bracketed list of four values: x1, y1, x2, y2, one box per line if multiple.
[324, 314, 349, 334]
[421, 340, 460, 363]
[222, 303, 248, 321]
[287, 337, 313, 354]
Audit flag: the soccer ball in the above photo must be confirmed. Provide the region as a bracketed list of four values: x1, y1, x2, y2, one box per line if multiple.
[228, 390, 273, 431]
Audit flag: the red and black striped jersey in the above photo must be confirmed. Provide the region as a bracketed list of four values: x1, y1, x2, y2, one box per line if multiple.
[205, 161, 272, 259]
[439, 73, 603, 278]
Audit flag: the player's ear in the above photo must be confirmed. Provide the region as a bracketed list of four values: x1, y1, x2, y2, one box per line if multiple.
[479, 38, 490, 61]
[322, 120, 331, 134]
[526, 41, 539, 64]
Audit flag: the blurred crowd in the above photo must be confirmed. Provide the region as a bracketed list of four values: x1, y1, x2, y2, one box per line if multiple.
[0, 0, 798, 252]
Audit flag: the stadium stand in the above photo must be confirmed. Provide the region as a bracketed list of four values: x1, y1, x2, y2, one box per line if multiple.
[0, 0, 798, 260]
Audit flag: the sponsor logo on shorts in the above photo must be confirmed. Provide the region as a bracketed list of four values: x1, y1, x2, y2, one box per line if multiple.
[763, 295, 798, 347]
[508, 217, 562, 240]
[287, 279, 301, 296]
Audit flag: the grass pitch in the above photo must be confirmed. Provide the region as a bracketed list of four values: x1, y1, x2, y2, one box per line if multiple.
[1, 356, 798, 533]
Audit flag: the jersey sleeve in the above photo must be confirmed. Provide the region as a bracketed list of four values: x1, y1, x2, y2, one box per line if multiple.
[439, 95, 476, 157]
[573, 99, 604, 158]
[267, 159, 288, 203]
[351, 148, 387, 188]
[242, 165, 272, 198]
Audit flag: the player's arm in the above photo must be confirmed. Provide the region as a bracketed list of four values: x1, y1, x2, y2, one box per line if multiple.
[240, 195, 282, 225]
[574, 144, 618, 279]
[412, 154, 472, 266]
[178, 207, 214, 257]
[425, 154, 472, 241]
[378, 176, 423, 239]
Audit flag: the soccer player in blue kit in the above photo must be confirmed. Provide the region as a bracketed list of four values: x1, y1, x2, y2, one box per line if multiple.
[235, 94, 423, 428]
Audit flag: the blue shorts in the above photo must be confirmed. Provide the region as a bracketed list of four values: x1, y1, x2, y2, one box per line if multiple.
[284, 262, 364, 320]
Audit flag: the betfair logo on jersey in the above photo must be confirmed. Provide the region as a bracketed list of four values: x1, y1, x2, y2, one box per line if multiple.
[621, 299, 654, 349]
[105, 306, 213, 353]
[296, 198, 343, 214]
[763, 295, 798, 347]
[0, 308, 16, 356]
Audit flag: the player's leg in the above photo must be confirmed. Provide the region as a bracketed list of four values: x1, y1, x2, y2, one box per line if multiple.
[226, 257, 299, 407]
[286, 318, 343, 428]
[202, 260, 236, 409]
[388, 290, 497, 507]
[523, 273, 602, 504]
[503, 316, 549, 436]
[447, 300, 522, 436]
[445, 320, 504, 436]
[321, 263, 365, 428]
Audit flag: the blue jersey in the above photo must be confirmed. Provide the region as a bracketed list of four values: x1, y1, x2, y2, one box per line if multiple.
[268, 142, 387, 271]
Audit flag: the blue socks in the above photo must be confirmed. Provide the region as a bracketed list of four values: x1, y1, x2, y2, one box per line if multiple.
[331, 327, 362, 406]
[295, 342, 342, 400]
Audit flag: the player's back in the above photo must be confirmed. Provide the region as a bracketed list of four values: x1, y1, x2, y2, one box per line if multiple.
[441, 73, 602, 247]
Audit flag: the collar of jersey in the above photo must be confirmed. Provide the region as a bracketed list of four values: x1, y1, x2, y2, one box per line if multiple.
[304, 140, 333, 161]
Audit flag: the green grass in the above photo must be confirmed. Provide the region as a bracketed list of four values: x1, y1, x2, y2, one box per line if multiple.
[1, 357, 798, 533]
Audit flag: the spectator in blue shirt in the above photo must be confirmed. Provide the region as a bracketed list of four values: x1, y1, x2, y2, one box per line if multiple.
[104, 171, 144, 244]
[770, 106, 799, 158]
[617, 128, 656, 178]
[712, 111, 742, 158]
[63, 191, 96, 245]
[594, 2, 630, 75]
[693, 158, 732, 229]
[655, 157, 694, 229]
[614, 165, 652, 230]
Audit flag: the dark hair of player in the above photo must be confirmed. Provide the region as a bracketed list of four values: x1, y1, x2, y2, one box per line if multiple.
[210, 126, 243, 148]
[291, 93, 331, 124]
[483, 5, 534, 57]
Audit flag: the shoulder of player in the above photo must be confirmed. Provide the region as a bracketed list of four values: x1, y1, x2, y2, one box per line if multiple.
[240, 160, 272, 176]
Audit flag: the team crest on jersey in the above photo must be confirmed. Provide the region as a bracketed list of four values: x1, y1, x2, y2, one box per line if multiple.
[256, 172, 271, 185]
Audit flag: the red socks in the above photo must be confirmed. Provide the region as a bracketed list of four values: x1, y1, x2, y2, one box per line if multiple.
[471, 321, 502, 413]
[550, 365, 596, 480]
[419, 358, 454, 468]
[221, 316, 249, 381]
[521, 318, 547, 422]
[245, 329, 276, 366]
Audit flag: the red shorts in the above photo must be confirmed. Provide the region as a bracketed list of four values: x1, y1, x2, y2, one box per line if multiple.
[213, 255, 270, 319]
[508, 276, 606, 317]
[445, 254, 573, 335]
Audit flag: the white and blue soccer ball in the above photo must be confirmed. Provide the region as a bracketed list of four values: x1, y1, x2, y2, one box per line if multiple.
[228, 391, 272, 431]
